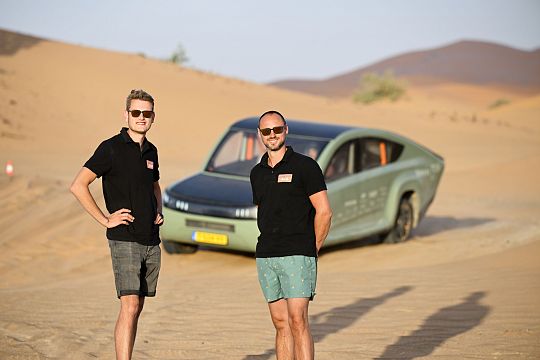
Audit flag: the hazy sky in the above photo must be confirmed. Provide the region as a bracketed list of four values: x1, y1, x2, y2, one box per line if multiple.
[2, 0, 539, 83]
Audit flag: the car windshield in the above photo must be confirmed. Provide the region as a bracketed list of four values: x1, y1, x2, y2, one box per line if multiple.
[205, 129, 328, 177]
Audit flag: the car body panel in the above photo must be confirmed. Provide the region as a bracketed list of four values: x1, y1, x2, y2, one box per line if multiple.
[161, 204, 259, 252]
[167, 172, 253, 207]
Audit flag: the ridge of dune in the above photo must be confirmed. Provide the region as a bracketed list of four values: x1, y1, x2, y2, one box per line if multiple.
[270, 39, 540, 97]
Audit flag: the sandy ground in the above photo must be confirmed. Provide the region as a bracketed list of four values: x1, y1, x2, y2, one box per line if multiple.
[1, 36, 539, 359]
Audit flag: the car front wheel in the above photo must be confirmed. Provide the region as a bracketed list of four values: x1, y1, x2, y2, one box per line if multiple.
[162, 240, 199, 254]
[380, 197, 413, 244]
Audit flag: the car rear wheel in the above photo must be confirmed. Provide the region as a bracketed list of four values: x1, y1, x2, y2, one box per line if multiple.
[162, 240, 199, 254]
[380, 197, 413, 244]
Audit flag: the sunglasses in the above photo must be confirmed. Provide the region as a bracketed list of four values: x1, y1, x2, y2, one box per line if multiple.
[129, 109, 154, 118]
[259, 125, 286, 136]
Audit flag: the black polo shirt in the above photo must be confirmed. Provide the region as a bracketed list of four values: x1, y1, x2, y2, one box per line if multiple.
[250, 146, 327, 258]
[84, 127, 160, 245]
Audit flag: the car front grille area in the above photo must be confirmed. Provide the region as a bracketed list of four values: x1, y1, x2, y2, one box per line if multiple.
[185, 220, 235, 232]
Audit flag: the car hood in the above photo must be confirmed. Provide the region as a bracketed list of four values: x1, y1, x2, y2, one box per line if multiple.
[167, 172, 253, 207]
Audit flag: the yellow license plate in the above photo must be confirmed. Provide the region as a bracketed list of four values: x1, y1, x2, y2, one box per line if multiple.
[191, 231, 228, 246]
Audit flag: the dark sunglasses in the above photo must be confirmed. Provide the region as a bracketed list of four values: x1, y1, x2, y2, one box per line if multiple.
[129, 109, 154, 118]
[259, 126, 286, 136]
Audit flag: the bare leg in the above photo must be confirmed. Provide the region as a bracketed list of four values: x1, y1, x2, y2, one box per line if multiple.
[287, 298, 313, 360]
[114, 295, 145, 360]
[268, 299, 294, 360]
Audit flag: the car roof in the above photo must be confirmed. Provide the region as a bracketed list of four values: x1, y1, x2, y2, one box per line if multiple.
[231, 117, 358, 140]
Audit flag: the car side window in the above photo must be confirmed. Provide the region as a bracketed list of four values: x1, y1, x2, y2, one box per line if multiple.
[325, 140, 355, 181]
[358, 138, 404, 171]
[386, 139, 404, 162]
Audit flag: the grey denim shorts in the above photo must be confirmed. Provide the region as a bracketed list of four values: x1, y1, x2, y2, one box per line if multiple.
[108, 240, 161, 298]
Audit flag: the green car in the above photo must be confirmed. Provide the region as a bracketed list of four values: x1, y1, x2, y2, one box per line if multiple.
[161, 117, 444, 254]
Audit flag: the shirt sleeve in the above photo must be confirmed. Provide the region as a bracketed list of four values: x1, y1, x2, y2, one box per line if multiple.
[83, 140, 112, 178]
[303, 158, 327, 196]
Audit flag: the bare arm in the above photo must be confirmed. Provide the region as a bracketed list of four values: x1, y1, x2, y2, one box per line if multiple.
[153, 181, 164, 225]
[69, 167, 133, 228]
[309, 190, 333, 254]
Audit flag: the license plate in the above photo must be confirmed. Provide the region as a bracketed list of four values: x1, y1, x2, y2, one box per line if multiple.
[192, 231, 228, 246]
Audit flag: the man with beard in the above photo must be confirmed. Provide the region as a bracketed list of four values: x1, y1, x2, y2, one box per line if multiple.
[250, 110, 332, 360]
[70, 89, 163, 360]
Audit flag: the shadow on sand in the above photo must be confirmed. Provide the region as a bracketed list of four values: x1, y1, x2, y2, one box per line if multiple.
[243, 286, 413, 360]
[413, 216, 494, 237]
[318, 215, 494, 255]
[376, 291, 490, 359]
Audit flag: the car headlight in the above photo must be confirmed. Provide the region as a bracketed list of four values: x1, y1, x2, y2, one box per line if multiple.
[175, 200, 189, 211]
[163, 191, 188, 211]
[235, 206, 257, 219]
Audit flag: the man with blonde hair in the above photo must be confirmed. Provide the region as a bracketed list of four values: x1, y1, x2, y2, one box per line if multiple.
[71, 89, 163, 360]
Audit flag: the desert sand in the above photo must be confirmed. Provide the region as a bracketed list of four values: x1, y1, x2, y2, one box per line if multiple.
[1, 34, 539, 359]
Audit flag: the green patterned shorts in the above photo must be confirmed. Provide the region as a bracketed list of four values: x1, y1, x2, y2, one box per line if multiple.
[256, 255, 317, 303]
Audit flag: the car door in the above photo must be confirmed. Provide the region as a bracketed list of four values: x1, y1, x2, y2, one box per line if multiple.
[354, 137, 404, 233]
[324, 139, 361, 244]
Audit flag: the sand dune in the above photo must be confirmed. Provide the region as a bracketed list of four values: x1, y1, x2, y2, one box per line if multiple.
[1, 32, 539, 359]
[269, 40, 540, 98]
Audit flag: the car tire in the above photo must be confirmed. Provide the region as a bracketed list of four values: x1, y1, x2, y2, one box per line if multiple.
[380, 197, 413, 244]
[162, 240, 199, 254]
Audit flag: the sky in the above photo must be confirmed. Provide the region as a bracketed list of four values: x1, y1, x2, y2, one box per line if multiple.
[1, 0, 539, 83]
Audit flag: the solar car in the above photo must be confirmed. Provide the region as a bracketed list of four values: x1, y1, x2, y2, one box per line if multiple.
[161, 117, 444, 254]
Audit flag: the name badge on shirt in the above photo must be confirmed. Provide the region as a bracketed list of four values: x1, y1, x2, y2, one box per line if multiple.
[277, 173, 293, 183]
[146, 160, 154, 170]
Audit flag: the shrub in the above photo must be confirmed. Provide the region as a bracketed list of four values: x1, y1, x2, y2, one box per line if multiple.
[488, 98, 510, 109]
[353, 71, 406, 104]
[169, 43, 188, 65]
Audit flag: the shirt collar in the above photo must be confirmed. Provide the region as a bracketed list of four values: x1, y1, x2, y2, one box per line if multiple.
[120, 127, 150, 152]
[260, 146, 294, 168]
[120, 127, 133, 143]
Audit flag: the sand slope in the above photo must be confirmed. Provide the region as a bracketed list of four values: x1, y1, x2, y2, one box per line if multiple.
[1, 33, 539, 359]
